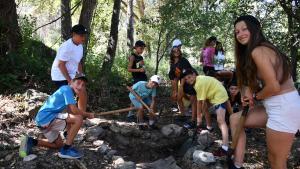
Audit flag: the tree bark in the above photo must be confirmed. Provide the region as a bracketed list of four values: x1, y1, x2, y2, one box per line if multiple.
[127, 0, 134, 50]
[0, 0, 21, 57]
[79, 0, 97, 66]
[61, 0, 72, 41]
[288, 11, 298, 81]
[100, 0, 121, 79]
[279, 0, 300, 24]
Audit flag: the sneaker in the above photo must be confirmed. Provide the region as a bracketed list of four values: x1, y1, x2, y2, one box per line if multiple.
[138, 123, 148, 130]
[127, 115, 136, 122]
[213, 147, 228, 157]
[58, 147, 82, 159]
[228, 159, 244, 169]
[183, 121, 196, 129]
[19, 136, 34, 158]
[149, 123, 159, 130]
[204, 126, 214, 132]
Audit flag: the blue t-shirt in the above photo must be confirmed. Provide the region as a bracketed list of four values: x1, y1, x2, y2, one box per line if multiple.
[35, 85, 76, 127]
[129, 81, 157, 100]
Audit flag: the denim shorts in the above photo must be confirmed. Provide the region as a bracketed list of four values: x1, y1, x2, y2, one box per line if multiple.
[130, 97, 152, 108]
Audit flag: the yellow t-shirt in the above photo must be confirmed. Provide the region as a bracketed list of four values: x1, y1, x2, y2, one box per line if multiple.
[193, 75, 228, 105]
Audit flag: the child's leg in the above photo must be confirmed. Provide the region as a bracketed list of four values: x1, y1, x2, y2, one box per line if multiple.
[204, 101, 212, 128]
[137, 107, 144, 123]
[190, 95, 197, 122]
[216, 107, 229, 147]
[130, 97, 144, 123]
[37, 136, 64, 149]
[78, 87, 87, 112]
[65, 114, 83, 145]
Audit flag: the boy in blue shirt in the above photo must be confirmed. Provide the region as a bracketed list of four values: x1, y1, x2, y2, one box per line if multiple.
[129, 75, 161, 130]
[19, 75, 94, 159]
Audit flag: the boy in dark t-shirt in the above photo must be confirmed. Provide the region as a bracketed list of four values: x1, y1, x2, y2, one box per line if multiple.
[128, 40, 147, 84]
[127, 40, 148, 120]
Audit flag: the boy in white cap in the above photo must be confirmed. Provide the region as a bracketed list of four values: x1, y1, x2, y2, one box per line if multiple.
[129, 75, 161, 130]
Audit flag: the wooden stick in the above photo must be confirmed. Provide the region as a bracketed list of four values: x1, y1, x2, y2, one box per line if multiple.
[95, 107, 137, 116]
[126, 86, 156, 117]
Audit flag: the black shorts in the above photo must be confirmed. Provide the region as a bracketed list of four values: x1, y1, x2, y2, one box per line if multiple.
[53, 80, 68, 89]
[203, 66, 215, 76]
[183, 83, 196, 95]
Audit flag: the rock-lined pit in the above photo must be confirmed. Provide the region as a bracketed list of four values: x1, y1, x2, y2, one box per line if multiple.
[1, 89, 300, 169]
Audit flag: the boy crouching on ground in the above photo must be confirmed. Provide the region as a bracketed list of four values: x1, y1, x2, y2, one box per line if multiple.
[129, 75, 161, 130]
[19, 75, 94, 159]
[182, 69, 233, 157]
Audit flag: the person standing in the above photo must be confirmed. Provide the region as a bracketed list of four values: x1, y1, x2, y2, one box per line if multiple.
[127, 40, 148, 121]
[229, 15, 300, 169]
[51, 24, 88, 112]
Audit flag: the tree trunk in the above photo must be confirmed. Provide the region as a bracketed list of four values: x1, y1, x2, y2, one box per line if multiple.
[100, 0, 121, 80]
[288, 11, 298, 81]
[127, 0, 134, 50]
[0, 0, 21, 57]
[61, 0, 72, 41]
[79, 0, 97, 65]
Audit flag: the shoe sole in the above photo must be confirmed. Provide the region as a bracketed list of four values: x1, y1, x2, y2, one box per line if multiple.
[58, 152, 82, 159]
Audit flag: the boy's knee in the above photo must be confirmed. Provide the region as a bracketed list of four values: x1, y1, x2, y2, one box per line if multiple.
[229, 113, 240, 126]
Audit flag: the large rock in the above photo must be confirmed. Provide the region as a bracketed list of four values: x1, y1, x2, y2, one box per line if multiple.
[160, 124, 183, 138]
[136, 156, 181, 169]
[85, 118, 102, 127]
[197, 130, 214, 148]
[85, 126, 105, 142]
[113, 156, 136, 169]
[193, 150, 215, 164]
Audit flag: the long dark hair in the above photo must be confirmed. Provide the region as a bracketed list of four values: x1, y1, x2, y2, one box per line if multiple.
[215, 41, 224, 55]
[170, 48, 182, 65]
[234, 15, 291, 91]
[204, 36, 217, 48]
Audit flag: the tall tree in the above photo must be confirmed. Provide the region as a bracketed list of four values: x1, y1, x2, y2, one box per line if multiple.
[127, 0, 134, 50]
[61, 0, 72, 41]
[79, 0, 97, 60]
[0, 0, 21, 57]
[288, 9, 299, 81]
[101, 0, 121, 80]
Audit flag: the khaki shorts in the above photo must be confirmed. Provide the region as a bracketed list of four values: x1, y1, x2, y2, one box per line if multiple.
[40, 113, 68, 143]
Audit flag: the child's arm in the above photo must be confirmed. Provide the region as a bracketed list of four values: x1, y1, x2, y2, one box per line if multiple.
[68, 104, 94, 119]
[58, 60, 72, 84]
[127, 56, 145, 73]
[77, 62, 83, 75]
[196, 100, 204, 126]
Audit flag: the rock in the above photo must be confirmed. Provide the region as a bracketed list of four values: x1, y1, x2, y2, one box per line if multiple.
[93, 140, 104, 147]
[193, 150, 215, 164]
[197, 130, 214, 148]
[161, 124, 183, 138]
[110, 123, 121, 133]
[85, 126, 105, 142]
[85, 118, 102, 127]
[23, 154, 37, 162]
[182, 145, 206, 169]
[98, 144, 109, 154]
[5, 153, 14, 161]
[137, 156, 181, 169]
[115, 134, 130, 146]
[114, 160, 136, 169]
[105, 150, 117, 159]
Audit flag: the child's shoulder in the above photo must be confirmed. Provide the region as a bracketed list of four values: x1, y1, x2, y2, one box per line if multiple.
[58, 85, 73, 93]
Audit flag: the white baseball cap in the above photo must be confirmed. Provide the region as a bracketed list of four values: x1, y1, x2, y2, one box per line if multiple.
[150, 75, 161, 85]
[172, 39, 182, 48]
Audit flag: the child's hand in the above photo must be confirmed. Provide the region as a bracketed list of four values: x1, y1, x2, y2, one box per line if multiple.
[86, 113, 94, 119]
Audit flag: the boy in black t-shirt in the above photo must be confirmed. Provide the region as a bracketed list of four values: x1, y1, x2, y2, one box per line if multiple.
[128, 40, 147, 84]
[127, 40, 148, 121]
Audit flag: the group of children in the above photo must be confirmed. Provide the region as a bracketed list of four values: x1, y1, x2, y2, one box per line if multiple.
[19, 15, 300, 169]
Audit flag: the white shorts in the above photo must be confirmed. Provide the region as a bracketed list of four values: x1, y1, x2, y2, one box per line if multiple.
[263, 90, 300, 134]
[40, 113, 68, 143]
